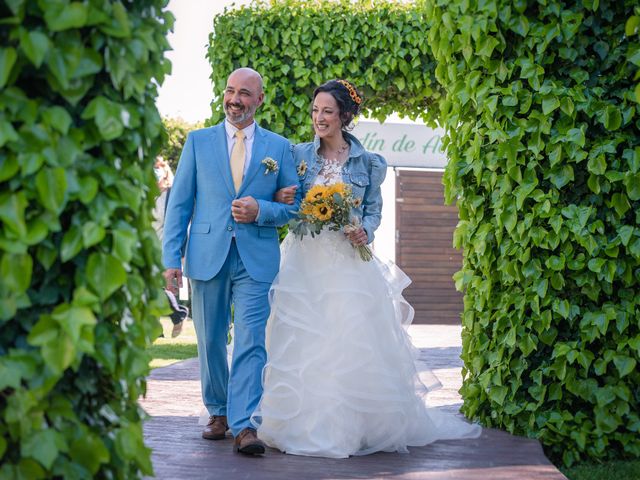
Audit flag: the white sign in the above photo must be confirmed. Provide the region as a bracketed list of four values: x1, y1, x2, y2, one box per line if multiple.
[351, 121, 447, 169]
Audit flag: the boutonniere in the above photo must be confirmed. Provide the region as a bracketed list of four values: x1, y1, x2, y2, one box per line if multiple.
[262, 157, 279, 175]
[297, 159, 308, 177]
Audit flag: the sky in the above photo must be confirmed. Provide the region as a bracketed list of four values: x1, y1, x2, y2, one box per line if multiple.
[156, 0, 251, 123]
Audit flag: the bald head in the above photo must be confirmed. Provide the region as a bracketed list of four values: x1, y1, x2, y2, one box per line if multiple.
[228, 68, 263, 93]
[223, 67, 265, 129]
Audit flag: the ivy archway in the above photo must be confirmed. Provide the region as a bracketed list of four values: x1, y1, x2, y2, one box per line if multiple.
[206, 0, 640, 467]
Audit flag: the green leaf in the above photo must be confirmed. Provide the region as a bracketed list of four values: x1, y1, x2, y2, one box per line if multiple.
[488, 385, 508, 406]
[0, 155, 19, 182]
[0, 191, 28, 237]
[587, 155, 607, 175]
[19, 30, 50, 68]
[612, 355, 636, 377]
[44, 2, 88, 32]
[99, 2, 131, 38]
[595, 406, 619, 433]
[69, 432, 110, 474]
[82, 221, 105, 248]
[0, 253, 33, 293]
[35, 167, 67, 214]
[624, 173, 640, 200]
[0, 119, 19, 148]
[535, 278, 548, 298]
[86, 253, 127, 300]
[603, 105, 622, 131]
[21, 429, 63, 470]
[42, 106, 72, 135]
[626, 16, 640, 36]
[52, 304, 96, 343]
[542, 96, 560, 115]
[82, 97, 124, 140]
[60, 226, 83, 262]
[41, 332, 75, 373]
[112, 228, 137, 263]
[0, 47, 18, 88]
[566, 127, 585, 147]
[548, 165, 573, 189]
[611, 193, 630, 217]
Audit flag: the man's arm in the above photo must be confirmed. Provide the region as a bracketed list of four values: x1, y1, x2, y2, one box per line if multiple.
[162, 133, 196, 284]
[254, 143, 302, 227]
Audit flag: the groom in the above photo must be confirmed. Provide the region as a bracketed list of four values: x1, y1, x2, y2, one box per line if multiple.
[162, 68, 300, 455]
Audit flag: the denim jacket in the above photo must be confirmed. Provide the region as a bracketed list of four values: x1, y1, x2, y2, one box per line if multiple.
[292, 131, 387, 244]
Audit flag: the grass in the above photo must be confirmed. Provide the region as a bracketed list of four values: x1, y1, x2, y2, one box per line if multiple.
[561, 460, 640, 480]
[147, 317, 198, 369]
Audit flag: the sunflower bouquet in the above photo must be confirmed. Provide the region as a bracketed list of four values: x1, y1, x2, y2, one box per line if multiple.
[289, 182, 373, 261]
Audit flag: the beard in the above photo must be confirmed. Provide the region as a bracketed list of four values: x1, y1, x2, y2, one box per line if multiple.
[224, 102, 255, 125]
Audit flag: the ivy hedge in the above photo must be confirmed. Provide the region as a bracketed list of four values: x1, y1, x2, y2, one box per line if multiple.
[206, 0, 442, 141]
[427, 0, 640, 466]
[207, 0, 640, 466]
[0, 1, 172, 478]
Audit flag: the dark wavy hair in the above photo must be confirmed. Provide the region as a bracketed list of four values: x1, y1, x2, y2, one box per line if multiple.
[312, 79, 364, 130]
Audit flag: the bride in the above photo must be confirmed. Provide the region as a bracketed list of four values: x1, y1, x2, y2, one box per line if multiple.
[251, 79, 481, 458]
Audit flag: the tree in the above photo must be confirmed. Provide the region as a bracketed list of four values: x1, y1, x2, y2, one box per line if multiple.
[159, 117, 203, 172]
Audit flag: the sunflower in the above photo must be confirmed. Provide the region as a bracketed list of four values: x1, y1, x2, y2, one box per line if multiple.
[306, 185, 328, 201]
[312, 203, 333, 221]
[300, 203, 315, 216]
[327, 182, 350, 198]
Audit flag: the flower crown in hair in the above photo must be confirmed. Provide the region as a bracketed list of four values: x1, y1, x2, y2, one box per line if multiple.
[337, 79, 362, 105]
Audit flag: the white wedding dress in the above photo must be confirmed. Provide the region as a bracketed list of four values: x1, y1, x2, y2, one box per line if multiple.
[251, 158, 481, 458]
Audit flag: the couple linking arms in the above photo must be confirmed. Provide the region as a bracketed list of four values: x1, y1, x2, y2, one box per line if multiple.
[162, 68, 480, 457]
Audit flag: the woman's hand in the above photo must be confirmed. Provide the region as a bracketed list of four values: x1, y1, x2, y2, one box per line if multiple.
[344, 226, 368, 246]
[274, 185, 298, 204]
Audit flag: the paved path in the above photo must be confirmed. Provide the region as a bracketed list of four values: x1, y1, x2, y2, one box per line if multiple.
[141, 325, 566, 480]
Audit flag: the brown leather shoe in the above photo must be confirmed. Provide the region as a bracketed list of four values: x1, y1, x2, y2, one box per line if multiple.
[234, 428, 265, 455]
[202, 415, 228, 440]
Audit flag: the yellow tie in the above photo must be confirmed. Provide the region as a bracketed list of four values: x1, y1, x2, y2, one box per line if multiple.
[230, 130, 246, 192]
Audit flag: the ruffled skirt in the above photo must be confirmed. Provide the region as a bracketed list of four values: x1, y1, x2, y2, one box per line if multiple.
[251, 231, 480, 458]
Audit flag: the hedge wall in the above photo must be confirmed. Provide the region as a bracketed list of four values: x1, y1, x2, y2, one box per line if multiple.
[0, 1, 172, 478]
[427, 0, 640, 466]
[206, 0, 442, 141]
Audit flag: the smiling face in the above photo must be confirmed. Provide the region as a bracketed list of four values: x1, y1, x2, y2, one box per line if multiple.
[312, 92, 344, 140]
[223, 69, 264, 129]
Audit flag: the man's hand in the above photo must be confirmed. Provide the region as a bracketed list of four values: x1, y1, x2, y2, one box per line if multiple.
[274, 185, 298, 205]
[231, 196, 259, 223]
[344, 226, 368, 247]
[163, 268, 183, 295]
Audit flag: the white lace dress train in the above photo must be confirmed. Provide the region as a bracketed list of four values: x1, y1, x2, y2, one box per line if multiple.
[251, 230, 481, 458]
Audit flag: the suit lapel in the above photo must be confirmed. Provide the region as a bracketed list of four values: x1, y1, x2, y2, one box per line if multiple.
[208, 123, 235, 196]
[238, 125, 267, 195]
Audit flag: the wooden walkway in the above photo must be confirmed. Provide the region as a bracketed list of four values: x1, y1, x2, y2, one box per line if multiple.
[141, 325, 566, 480]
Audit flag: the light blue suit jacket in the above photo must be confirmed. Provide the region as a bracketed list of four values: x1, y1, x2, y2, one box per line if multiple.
[162, 122, 301, 283]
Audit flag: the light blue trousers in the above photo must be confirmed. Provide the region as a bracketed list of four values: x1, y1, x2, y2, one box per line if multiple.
[190, 240, 271, 436]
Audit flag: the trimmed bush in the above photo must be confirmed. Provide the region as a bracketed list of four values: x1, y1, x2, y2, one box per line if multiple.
[0, 1, 172, 477]
[206, 0, 442, 140]
[427, 0, 640, 466]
